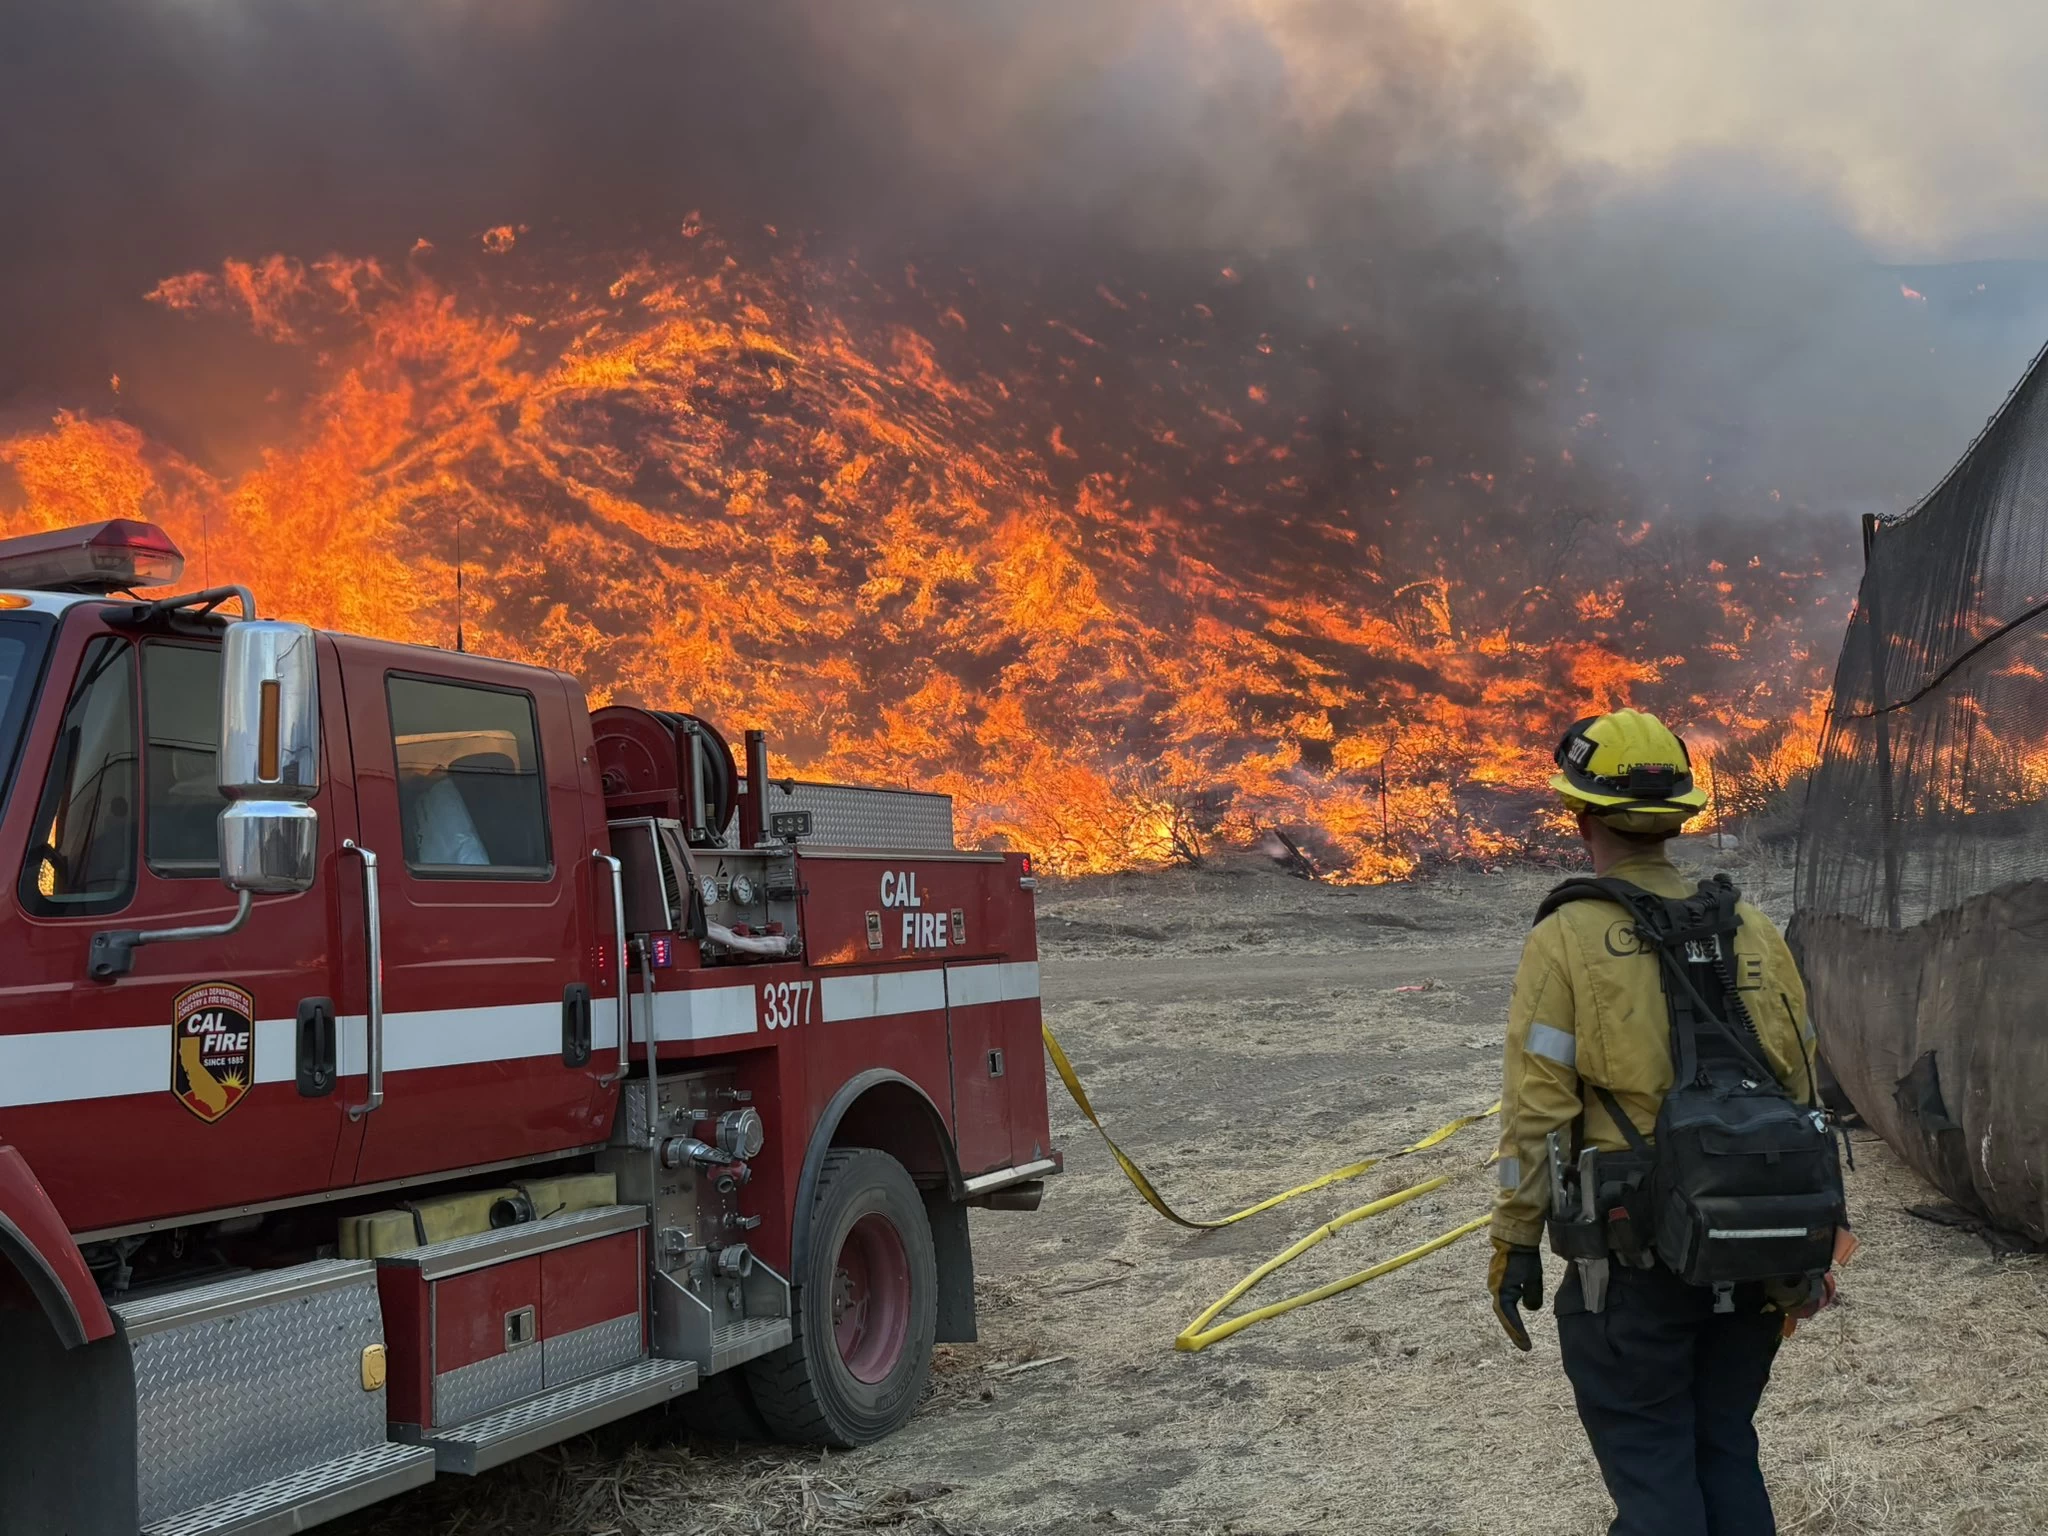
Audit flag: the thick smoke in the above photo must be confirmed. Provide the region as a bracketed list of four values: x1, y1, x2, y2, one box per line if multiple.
[5, 0, 2034, 511]
[0, 1, 1562, 432]
[1523, 156, 2048, 521]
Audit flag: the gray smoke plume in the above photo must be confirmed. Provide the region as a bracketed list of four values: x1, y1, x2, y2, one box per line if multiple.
[0, 2, 1551, 418]
[2, 0, 2041, 534]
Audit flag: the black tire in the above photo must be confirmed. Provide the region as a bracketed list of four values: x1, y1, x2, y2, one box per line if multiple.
[674, 1364, 774, 1443]
[746, 1148, 937, 1447]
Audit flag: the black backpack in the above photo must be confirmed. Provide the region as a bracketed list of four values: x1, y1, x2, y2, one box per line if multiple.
[1537, 874, 1844, 1291]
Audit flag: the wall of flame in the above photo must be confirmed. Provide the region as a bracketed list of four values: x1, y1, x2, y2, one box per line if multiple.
[0, 228, 1847, 879]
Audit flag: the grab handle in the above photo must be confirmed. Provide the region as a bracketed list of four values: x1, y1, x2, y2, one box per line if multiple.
[592, 850, 629, 1085]
[342, 840, 385, 1120]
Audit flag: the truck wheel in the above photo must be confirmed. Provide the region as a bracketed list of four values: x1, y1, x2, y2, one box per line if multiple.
[675, 1365, 772, 1443]
[747, 1148, 937, 1446]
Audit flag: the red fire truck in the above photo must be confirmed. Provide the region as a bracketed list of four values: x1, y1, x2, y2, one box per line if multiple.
[0, 519, 1056, 1535]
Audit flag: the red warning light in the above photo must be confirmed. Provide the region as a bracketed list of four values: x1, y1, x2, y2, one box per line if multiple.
[0, 520, 186, 595]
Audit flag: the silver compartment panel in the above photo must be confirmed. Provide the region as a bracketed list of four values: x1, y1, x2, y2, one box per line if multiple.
[543, 1313, 645, 1389]
[732, 778, 955, 850]
[433, 1341, 545, 1429]
[117, 1261, 390, 1528]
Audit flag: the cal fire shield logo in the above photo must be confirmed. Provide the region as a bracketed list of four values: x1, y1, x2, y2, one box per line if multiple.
[171, 983, 256, 1123]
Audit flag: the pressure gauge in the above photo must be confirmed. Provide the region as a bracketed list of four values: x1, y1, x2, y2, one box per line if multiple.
[699, 875, 719, 908]
[730, 873, 757, 906]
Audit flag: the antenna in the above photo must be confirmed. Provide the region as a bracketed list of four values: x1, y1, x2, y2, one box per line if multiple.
[454, 506, 465, 653]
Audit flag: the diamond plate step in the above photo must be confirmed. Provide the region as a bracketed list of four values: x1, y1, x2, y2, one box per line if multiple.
[413, 1357, 699, 1475]
[142, 1441, 435, 1536]
[708, 1314, 791, 1374]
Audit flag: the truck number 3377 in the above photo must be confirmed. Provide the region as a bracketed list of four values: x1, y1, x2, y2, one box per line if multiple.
[760, 980, 815, 1031]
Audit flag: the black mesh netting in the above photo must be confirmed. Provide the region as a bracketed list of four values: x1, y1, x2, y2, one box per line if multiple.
[1796, 342, 2048, 1241]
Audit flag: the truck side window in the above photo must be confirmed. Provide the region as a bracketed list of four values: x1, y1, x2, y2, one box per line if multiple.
[0, 614, 55, 820]
[387, 675, 550, 877]
[17, 637, 138, 916]
[142, 642, 224, 877]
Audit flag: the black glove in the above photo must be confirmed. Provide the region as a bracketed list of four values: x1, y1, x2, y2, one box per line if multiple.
[1489, 1239, 1543, 1351]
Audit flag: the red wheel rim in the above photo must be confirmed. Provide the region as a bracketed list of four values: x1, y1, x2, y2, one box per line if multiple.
[832, 1211, 911, 1384]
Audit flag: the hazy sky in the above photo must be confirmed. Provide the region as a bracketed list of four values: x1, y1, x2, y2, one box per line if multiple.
[1511, 0, 2048, 257]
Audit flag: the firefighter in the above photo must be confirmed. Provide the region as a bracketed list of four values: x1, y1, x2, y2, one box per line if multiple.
[1487, 708, 1819, 1536]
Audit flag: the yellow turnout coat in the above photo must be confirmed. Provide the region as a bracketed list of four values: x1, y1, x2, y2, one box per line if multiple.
[1490, 851, 1817, 1249]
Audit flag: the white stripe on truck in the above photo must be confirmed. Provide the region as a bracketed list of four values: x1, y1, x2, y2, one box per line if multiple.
[0, 1003, 600, 1110]
[630, 985, 758, 1043]
[944, 961, 1041, 1009]
[0, 960, 1041, 1107]
[822, 967, 947, 1023]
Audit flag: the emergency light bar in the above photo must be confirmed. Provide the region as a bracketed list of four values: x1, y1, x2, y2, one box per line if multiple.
[0, 519, 186, 594]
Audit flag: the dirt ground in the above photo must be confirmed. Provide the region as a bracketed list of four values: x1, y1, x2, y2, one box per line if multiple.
[346, 843, 2048, 1536]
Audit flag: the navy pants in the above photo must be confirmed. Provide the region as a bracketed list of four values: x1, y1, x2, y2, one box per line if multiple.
[1556, 1263, 1782, 1536]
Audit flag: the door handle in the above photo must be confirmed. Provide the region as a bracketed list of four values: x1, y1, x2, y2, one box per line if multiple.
[562, 983, 593, 1067]
[342, 840, 385, 1120]
[591, 849, 628, 1085]
[297, 997, 337, 1097]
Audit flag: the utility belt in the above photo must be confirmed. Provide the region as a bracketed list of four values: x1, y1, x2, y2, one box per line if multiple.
[1544, 1138, 1656, 1312]
[1542, 1122, 1839, 1316]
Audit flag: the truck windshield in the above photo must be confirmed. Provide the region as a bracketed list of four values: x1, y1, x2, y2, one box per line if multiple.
[0, 613, 54, 818]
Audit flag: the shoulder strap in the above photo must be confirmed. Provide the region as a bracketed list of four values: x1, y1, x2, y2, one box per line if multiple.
[1537, 878, 1675, 1154]
[1593, 1084, 1655, 1160]
[1533, 874, 1655, 927]
[1535, 871, 1776, 1088]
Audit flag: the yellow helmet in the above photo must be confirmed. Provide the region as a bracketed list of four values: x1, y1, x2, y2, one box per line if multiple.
[1549, 708, 1708, 833]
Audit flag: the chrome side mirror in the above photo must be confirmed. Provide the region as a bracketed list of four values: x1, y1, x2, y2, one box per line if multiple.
[219, 620, 320, 894]
[219, 620, 320, 796]
[220, 801, 320, 894]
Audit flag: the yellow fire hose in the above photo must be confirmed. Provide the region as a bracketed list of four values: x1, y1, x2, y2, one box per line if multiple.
[1042, 1025, 1499, 1351]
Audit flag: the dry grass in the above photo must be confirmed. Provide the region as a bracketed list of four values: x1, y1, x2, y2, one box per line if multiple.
[346, 1425, 979, 1536]
[1758, 1160, 2048, 1536]
[338, 854, 2048, 1535]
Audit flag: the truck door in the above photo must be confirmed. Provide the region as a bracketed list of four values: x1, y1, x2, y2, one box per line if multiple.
[338, 648, 613, 1184]
[944, 960, 1016, 1176]
[942, 860, 1024, 1176]
[0, 627, 363, 1235]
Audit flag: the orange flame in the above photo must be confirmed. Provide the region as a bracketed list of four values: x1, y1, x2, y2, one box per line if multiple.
[0, 229, 1844, 878]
